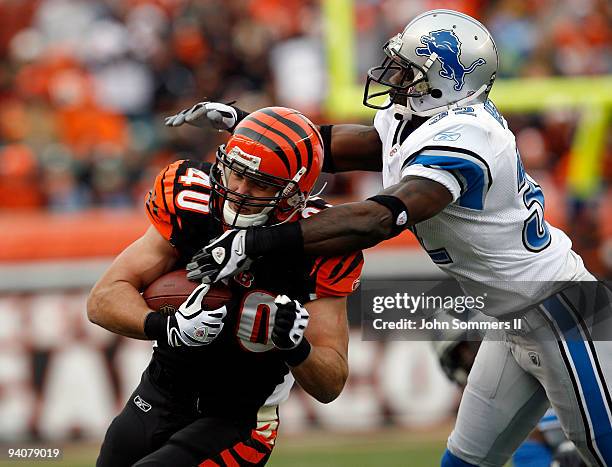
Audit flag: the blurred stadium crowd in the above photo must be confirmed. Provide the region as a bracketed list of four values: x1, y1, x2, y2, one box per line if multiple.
[0, 0, 610, 273]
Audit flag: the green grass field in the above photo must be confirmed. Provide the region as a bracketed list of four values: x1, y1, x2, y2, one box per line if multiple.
[268, 429, 447, 467]
[0, 426, 450, 467]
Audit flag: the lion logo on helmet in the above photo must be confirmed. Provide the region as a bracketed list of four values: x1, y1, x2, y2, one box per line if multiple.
[415, 30, 486, 91]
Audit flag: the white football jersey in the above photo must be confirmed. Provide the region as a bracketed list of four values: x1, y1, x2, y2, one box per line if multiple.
[374, 101, 592, 315]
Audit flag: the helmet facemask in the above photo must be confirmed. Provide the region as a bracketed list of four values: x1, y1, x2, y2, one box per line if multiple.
[364, 34, 436, 113]
[210, 144, 307, 229]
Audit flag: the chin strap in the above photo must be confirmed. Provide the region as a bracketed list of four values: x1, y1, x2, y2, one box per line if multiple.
[308, 181, 327, 199]
[408, 83, 490, 118]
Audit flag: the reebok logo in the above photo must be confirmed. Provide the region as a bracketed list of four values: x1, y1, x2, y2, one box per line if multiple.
[433, 131, 461, 141]
[134, 395, 152, 412]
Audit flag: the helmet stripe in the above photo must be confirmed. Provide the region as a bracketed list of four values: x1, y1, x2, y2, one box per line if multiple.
[233, 126, 292, 175]
[246, 111, 308, 173]
[260, 108, 313, 171]
[295, 113, 323, 148]
[245, 116, 303, 172]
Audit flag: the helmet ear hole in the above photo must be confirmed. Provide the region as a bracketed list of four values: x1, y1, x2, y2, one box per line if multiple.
[431, 89, 442, 98]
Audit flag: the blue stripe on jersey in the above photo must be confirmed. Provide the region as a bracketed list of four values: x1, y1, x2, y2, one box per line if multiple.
[541, 294, 612, 465]
[408, 154, 488, 210]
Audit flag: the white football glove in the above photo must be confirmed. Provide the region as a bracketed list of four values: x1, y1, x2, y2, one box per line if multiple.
[271, 295, 310, 350]
[167, 284, 227, 347]
[164, 101, 238, 131]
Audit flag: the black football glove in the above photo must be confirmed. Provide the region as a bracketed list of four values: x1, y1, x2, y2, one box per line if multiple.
[186, 229, 252, 283]
[271, 295, 310, 350]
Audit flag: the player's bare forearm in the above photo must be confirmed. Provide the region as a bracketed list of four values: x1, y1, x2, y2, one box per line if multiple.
[87, 227, 178, 339]
[87, 280, 154, 339]
[291, 346, 348, 403]
[298, 200, 392, 255]
[290, 296, 349, 403]
[298, 176, 452, 256]
[325, 124, 382, 172]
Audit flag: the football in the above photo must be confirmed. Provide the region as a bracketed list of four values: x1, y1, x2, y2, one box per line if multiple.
[142, 269, 232, 315]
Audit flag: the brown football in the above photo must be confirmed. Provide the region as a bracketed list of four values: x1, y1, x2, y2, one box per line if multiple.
[142, 269, 232, 316]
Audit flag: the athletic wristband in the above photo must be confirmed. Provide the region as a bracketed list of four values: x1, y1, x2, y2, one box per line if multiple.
[246, 222, 304, 257]
[144, 311, 166, 341]
[283, 338, 312, 367]
[228, 105, 250, 133]
[367, 195, 410, 237]
[319, 124, 336, 173]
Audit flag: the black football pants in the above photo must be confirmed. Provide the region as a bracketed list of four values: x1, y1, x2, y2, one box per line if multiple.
[96, 364, 273, 466]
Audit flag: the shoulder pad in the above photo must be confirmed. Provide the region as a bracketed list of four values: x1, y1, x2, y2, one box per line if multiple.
[145, 159, 214, 243]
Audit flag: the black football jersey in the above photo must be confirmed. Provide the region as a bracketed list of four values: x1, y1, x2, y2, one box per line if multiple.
[144, 159, 363, 415]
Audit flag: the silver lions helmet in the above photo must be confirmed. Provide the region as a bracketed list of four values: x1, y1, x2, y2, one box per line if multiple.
[364, 9, 498, 117]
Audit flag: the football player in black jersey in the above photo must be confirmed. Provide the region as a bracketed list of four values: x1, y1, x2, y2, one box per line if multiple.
[87, 107, 363, 467]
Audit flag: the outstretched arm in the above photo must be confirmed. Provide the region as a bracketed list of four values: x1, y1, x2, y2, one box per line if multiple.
[186, 176, 452, 283]
[292, 176, 451, 255]
[164, 101, 383, 172]
[322, 124, 382, 172]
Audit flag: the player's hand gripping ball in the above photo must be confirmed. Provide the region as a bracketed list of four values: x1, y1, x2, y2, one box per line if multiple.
[143, 270, 232, 347]
[164, 284, 227, 346]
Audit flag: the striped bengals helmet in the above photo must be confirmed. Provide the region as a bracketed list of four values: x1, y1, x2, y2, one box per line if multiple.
[210, 106, 324, 228]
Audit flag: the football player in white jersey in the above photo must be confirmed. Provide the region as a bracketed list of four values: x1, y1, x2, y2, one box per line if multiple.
[168, 9, 611, 466]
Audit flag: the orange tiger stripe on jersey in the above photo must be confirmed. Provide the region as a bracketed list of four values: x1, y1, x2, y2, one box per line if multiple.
[144, 160, 182, 241]
[161, 160, 181, 215]
[312, 251, 364, 298]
